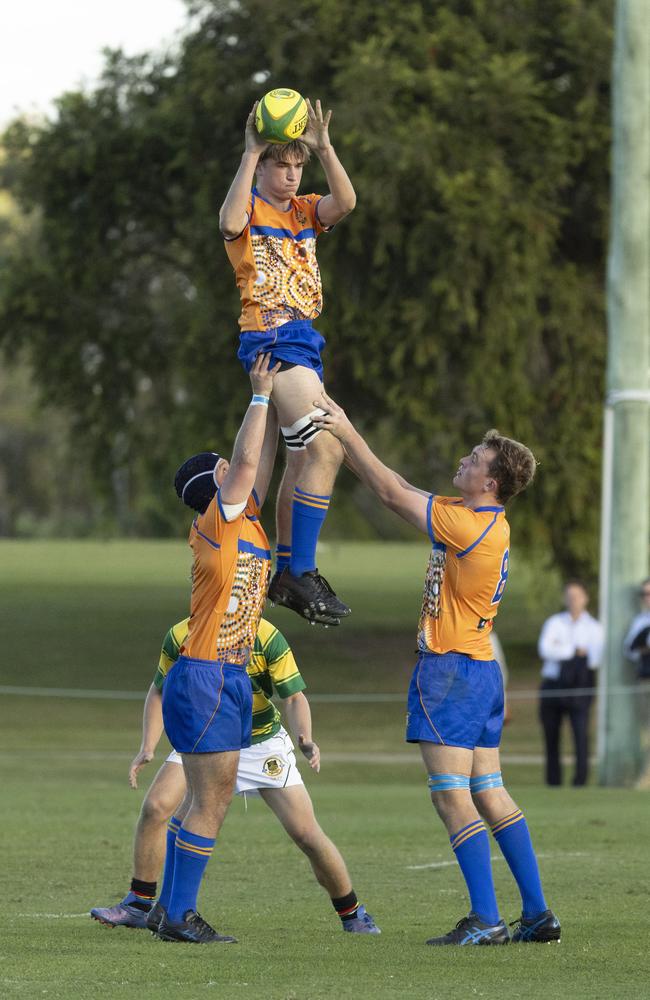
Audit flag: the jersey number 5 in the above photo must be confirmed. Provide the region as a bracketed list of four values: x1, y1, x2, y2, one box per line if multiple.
[491, 548, 509, 605]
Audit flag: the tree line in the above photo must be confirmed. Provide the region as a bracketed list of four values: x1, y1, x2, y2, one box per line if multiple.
[0, 0, 613, 577]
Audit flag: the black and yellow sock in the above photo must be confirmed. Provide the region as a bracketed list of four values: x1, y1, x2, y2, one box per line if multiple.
[332, 890, 360, 923]
[129, 878, 156, 911]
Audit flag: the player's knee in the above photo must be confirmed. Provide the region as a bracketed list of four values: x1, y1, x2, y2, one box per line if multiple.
[288, 820, 321, 854]
[469, 773, 512, 820]
[140, 793, 174, 826]
[307, 429, 344, 468]
[427, 773, 472, 821]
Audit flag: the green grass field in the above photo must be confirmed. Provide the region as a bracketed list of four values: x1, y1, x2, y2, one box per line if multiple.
[2, 541, 649, 999]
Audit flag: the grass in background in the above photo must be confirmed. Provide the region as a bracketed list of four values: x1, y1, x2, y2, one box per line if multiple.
[5, 541, 643, 1000]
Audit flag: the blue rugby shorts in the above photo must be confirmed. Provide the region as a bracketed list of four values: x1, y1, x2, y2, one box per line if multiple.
[406, 651, 504, 750]
[162, 655, 253, 754]
[238, 320, 325, 380]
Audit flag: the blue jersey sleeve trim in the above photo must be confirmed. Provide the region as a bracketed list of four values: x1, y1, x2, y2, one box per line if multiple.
[251, 488, 260, 507]
[238, 539, 271, 560]
[194, 526, 221, 550]
[426, 494, 436, 546]
[456, 514, 498, 559]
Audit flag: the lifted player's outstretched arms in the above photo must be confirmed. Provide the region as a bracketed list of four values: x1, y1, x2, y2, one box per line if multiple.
[219, 102, 269, 239]
[314, 392, 430, 535]
[220, 353, 281, 507]
[302, 98, 356, 227]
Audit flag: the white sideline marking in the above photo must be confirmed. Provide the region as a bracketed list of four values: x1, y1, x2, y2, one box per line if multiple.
[406, 851, 588, 871]
[17, 912, 89, 919]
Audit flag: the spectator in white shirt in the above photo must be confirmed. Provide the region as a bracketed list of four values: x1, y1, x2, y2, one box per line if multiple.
[623, 578, 650, 679]
[537, 580, 604, 787]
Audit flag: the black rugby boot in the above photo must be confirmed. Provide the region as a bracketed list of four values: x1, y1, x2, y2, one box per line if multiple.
[510, 910, 561, 943]
[426, 913, 510, 946]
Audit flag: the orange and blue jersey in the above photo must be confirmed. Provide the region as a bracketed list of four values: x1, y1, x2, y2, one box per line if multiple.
[181, 489, 271, 666]
[224, 187, 329, 332]
[417, 495, 510, 661]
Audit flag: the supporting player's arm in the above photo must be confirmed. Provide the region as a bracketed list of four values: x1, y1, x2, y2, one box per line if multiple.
[302, 99, 356, 226]
[129, 684, 164, 789]
[220, 353, 281, 507]
[314, 392, 429, 534]
[252, 402, 279, 508]
[283, 691, 321, 773]
[345, 449, 429, 499]
[219, 102, 269, 239]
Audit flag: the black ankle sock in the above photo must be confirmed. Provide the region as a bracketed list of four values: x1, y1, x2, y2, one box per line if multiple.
[332, 890, 359, 921]
[130, 878, 157, 910]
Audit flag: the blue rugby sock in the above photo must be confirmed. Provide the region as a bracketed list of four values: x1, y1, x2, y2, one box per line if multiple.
[290, 488, 330, 576]
[450, 821, 500, 925]
[276, 544, 291, 573]
[166, 826, 215, 922]
[157, 814, 182, 911]
[491, 810, 547, 919]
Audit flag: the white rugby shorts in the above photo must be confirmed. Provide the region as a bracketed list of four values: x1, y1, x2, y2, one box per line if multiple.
[165, 726, 304, 796]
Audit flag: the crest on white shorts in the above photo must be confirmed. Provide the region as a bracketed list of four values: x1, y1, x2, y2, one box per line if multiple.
[262, 756, 285, 778]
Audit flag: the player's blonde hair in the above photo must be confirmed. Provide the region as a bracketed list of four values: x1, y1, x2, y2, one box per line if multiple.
[259, 139, 311, 165]
[482, 429, 538, 504]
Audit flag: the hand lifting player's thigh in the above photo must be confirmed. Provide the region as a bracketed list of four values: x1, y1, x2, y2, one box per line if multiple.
[274, 366, 343, 486]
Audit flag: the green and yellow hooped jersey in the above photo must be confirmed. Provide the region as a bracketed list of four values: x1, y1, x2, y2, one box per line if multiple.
[154, 617, 305, 744]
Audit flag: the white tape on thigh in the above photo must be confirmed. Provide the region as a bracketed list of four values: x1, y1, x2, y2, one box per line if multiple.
[281, 408, 326, 451]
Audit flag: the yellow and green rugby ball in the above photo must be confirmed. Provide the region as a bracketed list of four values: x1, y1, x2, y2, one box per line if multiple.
[255, 88, 308, 144]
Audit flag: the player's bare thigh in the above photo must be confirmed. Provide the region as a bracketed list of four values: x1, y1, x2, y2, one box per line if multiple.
[259, 783, 317, 835]
[419, 742, 473, 777]
[181, 749, 240, 828]
[272, 365, 326, 426]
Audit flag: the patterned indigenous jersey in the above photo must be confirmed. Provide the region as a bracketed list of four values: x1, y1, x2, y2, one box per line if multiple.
[224, 187, 329, 332]
[418, 495, 511, 661]
[181, 490, 271, 665]
[154, 617, 306, 745]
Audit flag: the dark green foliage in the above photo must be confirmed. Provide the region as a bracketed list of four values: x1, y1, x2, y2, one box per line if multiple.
[0, 0, 613, 575]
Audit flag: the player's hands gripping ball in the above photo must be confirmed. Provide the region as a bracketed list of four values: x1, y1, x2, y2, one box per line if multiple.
[255, 88, 308, 143]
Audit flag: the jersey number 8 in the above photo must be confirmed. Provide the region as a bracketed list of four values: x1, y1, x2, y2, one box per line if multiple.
[491, 548, 509, 605]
